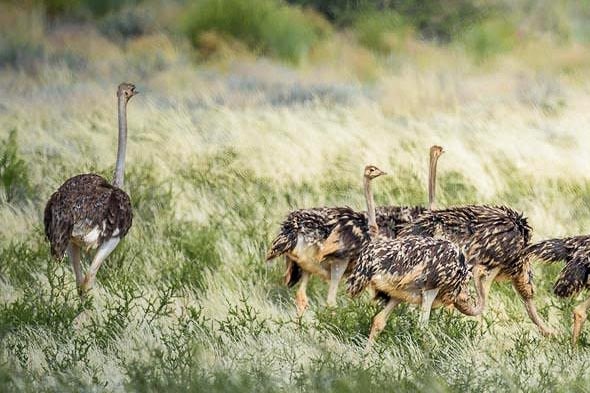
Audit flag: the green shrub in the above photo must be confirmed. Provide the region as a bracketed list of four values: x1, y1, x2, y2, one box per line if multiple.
[354, 10, 410, 53]
[31, 0, 139, 18]
[183, 0, 321, 62]
[32, 0, 83, 17]
[0, 259, 82, 339]
[461, 17, 518, 62]
[286, 0, 351, 22]
[289, 0, 490, 41]
[0, 129, 31, 203]
[82, 0, 140, 17]
[217, 297, 271, 340]
[314, 298, 377, 342]
[393, 0, 490, 41]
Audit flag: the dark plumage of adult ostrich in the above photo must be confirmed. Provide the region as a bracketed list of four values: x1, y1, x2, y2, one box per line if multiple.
[332, 165, 484, 350]
[526, 235, 590, 345]
[395, 150, 554, 336]
[44, 82, 137, 296]
[265, 147, 442, 316]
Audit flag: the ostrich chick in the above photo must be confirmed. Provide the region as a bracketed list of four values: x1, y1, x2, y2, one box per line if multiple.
[526, 235, 590, 345]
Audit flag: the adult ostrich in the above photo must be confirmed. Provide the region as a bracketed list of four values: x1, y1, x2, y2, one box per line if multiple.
[44, 82, 137, 296]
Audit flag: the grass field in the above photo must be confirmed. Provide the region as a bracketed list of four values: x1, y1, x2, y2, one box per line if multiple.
[3, 3, 590, 392]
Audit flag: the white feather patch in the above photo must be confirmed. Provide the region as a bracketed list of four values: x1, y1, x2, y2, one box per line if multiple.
[83, 227, 101, 246]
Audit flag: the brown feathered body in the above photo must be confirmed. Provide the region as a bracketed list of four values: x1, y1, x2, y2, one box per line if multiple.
[396, 205, 532, 278]
[526, 235, 590, 298]
[346, 234, 471, 307]
[44, 173, 133, 259]
[373, 206, 427, 238]
[266, 205, 425, 287]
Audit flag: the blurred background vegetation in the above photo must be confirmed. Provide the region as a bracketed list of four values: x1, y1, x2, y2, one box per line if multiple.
[3, 1, 590, 392]
[1, 0, 590, 70]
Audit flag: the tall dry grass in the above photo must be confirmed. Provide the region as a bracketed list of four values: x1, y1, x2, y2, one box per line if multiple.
[2, 4, 590, 392]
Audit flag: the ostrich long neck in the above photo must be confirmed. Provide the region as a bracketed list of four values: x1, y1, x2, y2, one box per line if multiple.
[113, 96, 127, 188]
[454, 266, 486, 316]
[364, 176, 378, 238]
[428, 152, 439, 211]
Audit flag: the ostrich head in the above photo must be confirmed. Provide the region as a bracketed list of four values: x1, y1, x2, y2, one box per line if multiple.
[364, 165, 387, 179]
[430, 145, 444, 159]
[117, 82, 138, 102]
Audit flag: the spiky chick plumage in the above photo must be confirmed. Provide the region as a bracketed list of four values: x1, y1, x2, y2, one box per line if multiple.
[397, 205, 532, 276]
[526, 235, 590, 345]
[329, 164, 484, 348]
[346, 234, 471, 305]
[266, 206, 425, 292]
[394, 204, 556, 336]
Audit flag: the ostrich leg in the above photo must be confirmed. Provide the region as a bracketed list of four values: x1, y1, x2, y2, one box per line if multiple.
[67, 242, 84, 288]
[572, 296, 590, 346]
[474, 266, 500, 328]
[478, 267, 500, 307]
[79, 237, 120, 296]
[366, 298, 400, 352]
[419, 288, 439, 326]
[512, 268, 554, 336]
[326, 259, 348, 307]
[295, 271, 310, 317]
[454, 265, 486, 317]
